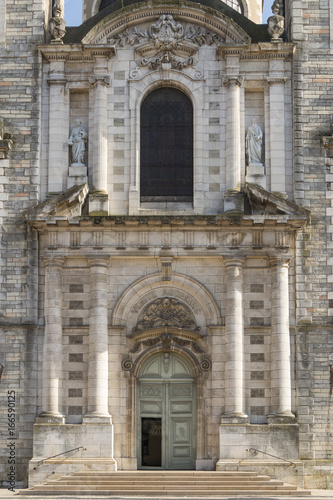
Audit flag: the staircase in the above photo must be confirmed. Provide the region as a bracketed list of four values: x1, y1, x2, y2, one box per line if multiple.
[21, 470, 311, 496]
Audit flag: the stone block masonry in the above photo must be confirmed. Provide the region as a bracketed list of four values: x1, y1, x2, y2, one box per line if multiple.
[291, 0, 333, 467]
[0, 0, 46, 486]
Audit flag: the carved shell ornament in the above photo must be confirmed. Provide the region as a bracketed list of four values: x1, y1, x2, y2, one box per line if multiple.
[134, 297, 199, 331]
[109, 15, 223, 70]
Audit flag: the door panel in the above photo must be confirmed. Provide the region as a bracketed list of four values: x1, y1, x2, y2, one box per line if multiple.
[168, 383, 195, 469]
[138, 353, 196, 469]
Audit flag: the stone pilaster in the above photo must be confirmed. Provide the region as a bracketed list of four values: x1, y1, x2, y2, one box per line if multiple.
[222, 258, 249, 422]
[48, 61, 69, 193]
[38, 258, 65, 422]
[89, 55, 110, 215]
[84, 257, 111, 422]
[268, 60, 287, 195]
[268, 257, 295, 423]
[222, 75, 243, 193]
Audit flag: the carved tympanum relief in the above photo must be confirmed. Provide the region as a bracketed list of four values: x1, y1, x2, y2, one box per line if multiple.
[122, 296, 211, 374]
[134, 297, 199, 332]
[109, 14, 223, 71]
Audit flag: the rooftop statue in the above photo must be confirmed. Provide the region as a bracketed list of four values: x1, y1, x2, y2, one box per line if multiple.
[49, 0, 66, 44]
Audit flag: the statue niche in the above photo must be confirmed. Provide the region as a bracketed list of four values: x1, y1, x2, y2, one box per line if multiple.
[67, 120, 88, 189]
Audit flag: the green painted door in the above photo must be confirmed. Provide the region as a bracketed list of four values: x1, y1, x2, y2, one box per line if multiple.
[138, 353, 196, 469]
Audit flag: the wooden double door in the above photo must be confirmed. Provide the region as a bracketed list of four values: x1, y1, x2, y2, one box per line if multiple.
[138, 353, 196, 469]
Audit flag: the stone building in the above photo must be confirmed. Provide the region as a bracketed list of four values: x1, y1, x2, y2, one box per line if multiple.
[0, 0, 333, 491]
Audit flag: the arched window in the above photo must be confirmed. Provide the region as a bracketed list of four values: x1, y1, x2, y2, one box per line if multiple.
[222, 0, 244, 14]
[140, 88, 193, 202]
[99, 0, 116, 10]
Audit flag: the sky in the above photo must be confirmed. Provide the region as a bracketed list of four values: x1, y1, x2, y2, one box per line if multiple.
[64, 0, 274, 26]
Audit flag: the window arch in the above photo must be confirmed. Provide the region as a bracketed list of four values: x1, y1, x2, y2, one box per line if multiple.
[140, 87, 193, 202]
[99, 0, 116, 10]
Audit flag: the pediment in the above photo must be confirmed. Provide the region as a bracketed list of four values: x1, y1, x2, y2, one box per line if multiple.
[25, 183, 89, 221]
[80, 3, 251, 47]
[245, 183, 310, 218]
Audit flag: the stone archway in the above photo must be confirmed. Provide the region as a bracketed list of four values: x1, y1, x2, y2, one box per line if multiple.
[113, 272, 222, 470]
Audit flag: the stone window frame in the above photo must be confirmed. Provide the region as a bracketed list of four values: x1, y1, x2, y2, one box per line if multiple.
[128, 71, 204, 215]
[140, 87, 194, 202]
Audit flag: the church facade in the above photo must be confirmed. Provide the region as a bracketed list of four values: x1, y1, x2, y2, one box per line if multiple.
[1, 0, 333, 490]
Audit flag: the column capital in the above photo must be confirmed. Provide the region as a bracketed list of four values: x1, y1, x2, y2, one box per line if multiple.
[269, 256, 290, 269]
[42, 257, 66, 268]
[222, 75, 244, 87]
[267, 77, 287, 85]
[87, 256, 110, 268]
[47, 78, 67, 86]
[89, 75, 110, 86]
[223, 257, 245, 269]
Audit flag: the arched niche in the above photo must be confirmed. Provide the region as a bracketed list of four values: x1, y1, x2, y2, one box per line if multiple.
[111, 272, 223, 335]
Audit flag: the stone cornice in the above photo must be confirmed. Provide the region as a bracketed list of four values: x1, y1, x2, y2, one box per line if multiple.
[217, 42, 295, 60]
[38, 44, 116, 62]
[28, 215, 308, 231]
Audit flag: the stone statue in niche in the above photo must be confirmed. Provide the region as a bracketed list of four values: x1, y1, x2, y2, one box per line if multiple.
[68, 120, 87, 166]
[246, 119, 263, 166]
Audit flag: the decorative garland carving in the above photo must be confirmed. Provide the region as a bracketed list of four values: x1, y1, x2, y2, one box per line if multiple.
[134, 297, 198, 331]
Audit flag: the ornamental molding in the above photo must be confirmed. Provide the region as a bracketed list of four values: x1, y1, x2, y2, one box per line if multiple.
[133, 297, 199, 332]
[108, 14, 222, 71]
[83, 3, 250, 46]
[121, 327, 211, 375]
[108, 15, 222, 51]
[138, 51, 196, 71]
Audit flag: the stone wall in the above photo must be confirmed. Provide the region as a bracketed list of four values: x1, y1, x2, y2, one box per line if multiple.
[290, 0, 333, 463]
[0, 0, 46, 486]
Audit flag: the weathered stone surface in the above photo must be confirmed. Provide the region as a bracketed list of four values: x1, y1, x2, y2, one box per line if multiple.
[1, 0, 333, 490]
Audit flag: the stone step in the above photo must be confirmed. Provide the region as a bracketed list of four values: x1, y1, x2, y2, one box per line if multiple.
[21, 489, 312, 496]
[21, 470, 311, 497]
[70, 470, 260, 476]
[48, 479, 286, 486]
[63, 475, 275, 482]
[37, 483, 295, 490]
